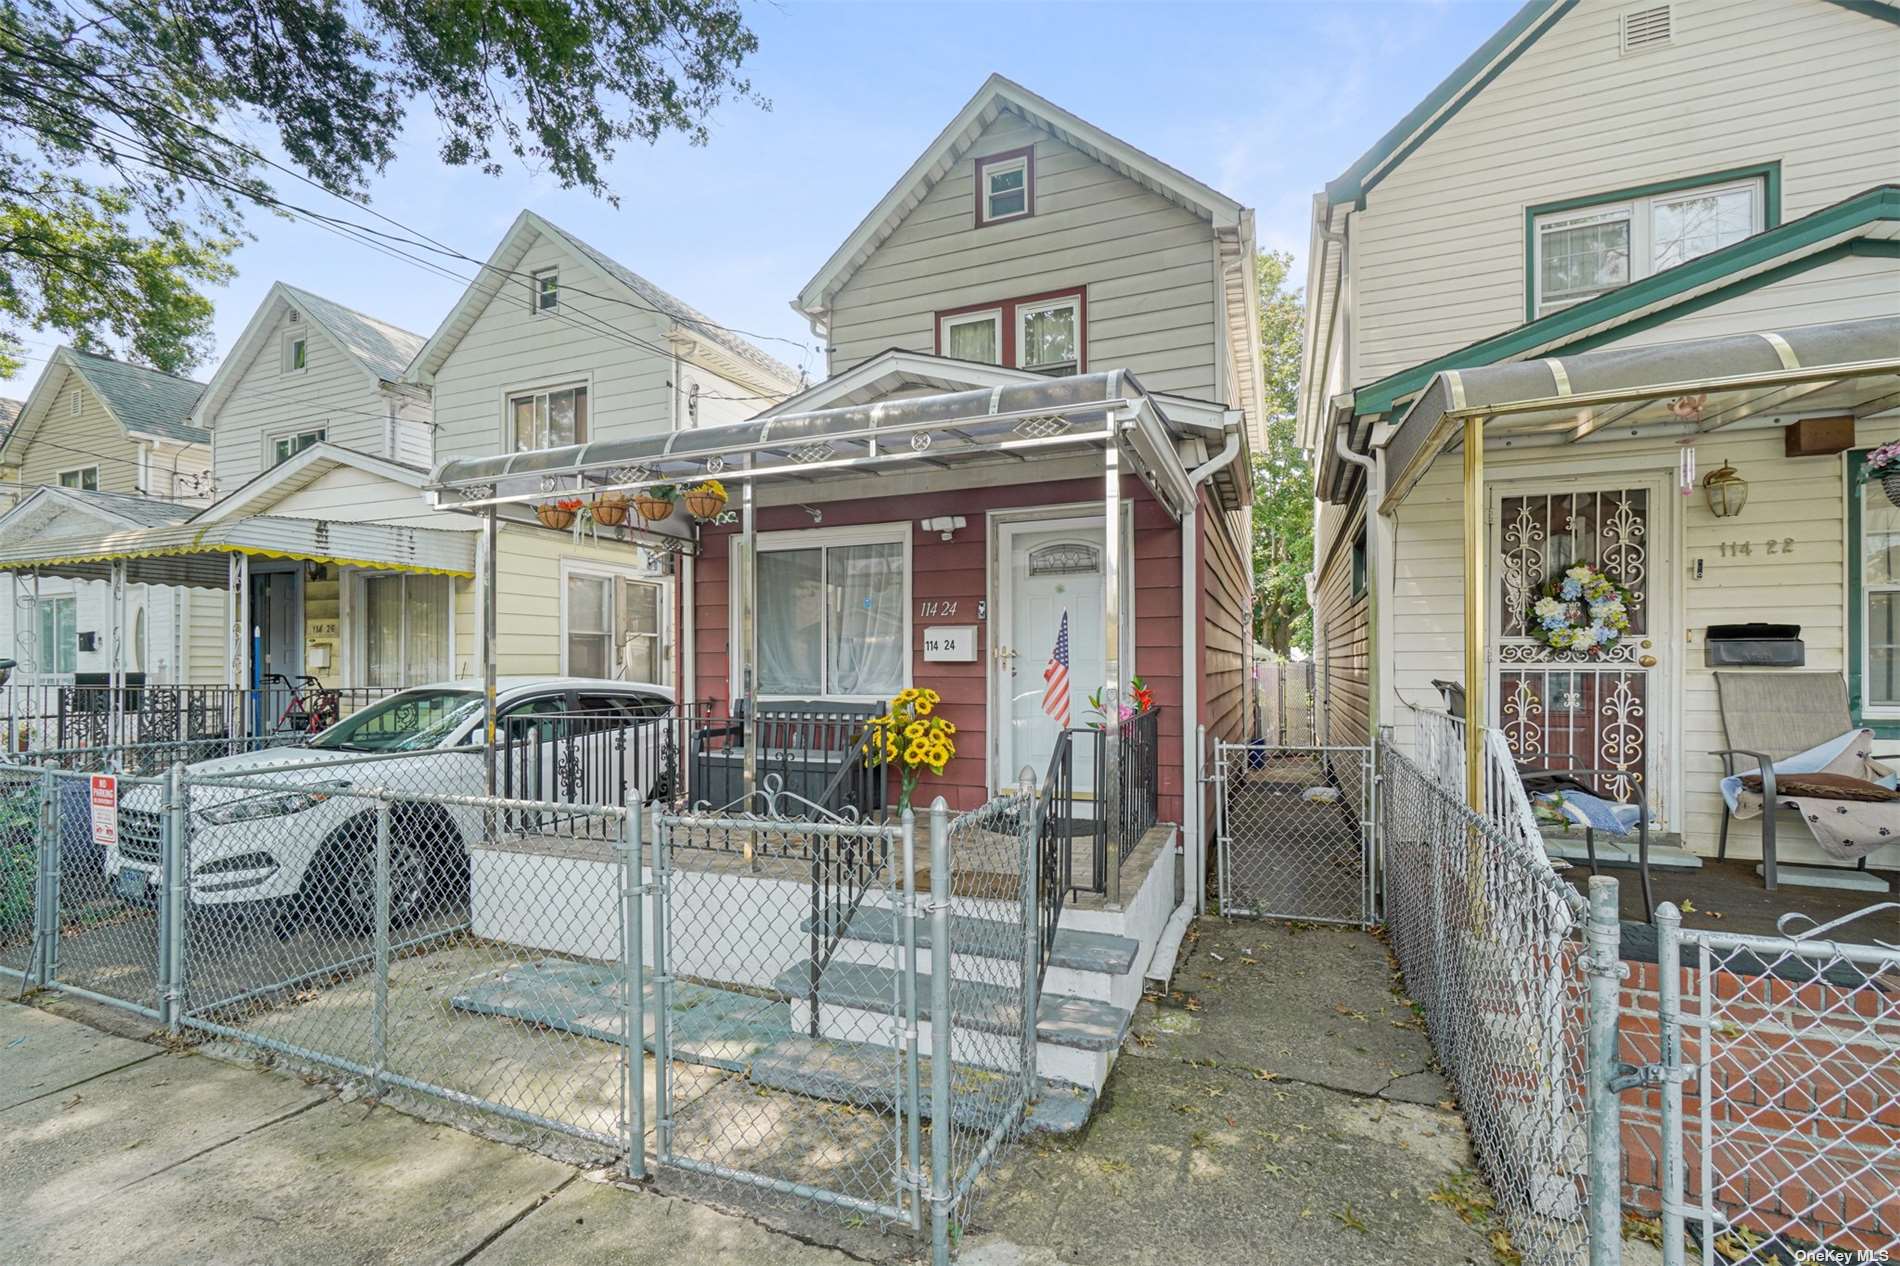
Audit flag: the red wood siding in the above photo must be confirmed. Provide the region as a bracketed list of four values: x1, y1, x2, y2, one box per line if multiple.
[691, 474, 1185, 821]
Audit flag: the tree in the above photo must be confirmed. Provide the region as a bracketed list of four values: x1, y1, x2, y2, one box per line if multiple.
[0, 0, 763, 376]
[1250, 250, 1313, 657]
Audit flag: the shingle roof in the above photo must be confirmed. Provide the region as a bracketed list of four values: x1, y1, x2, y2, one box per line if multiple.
[48, 486, 197, 528]
[65, 349, 208, 445]
[535, 219, 801, 389]
[0, 398, 20, 427]
[280, 285, 426, 383]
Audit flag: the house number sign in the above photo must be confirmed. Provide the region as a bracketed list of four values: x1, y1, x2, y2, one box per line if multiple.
[1716, 538, 1796, 557]
[922, 626, 977, 662]
[920, 600, 959, 617]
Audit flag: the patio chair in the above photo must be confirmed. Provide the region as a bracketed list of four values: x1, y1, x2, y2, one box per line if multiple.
[1712, 671, 1900, 891]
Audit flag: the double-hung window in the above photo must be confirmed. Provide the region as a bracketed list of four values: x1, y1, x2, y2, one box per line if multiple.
[271, 427, 325, 468]
[939, 309, 1002, 365]
[57, 466, 98, 492]
[935, 290, 1085, 375]
[361, 573, 451, 687]
[1532, 174, 1766, 315]
[532, 269, 559, 313]
[36, 595, 77, 674]
[562, 564, 668, 683]
[751, 527, 907, 699]
[975, 149, 1033, 226]
[509, 383, 588, 451]
[1018, 295, 1080, 374]
[285, 334, 308, 373]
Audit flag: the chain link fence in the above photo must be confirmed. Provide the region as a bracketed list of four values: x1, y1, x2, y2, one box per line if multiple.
[1213, 741, 1373, 924]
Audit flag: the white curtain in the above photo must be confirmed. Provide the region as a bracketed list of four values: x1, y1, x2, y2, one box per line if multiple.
[364, 574, 450, 686]
[758, 548, 823, 694]
[827, 542, 904, 697]
[408, 577, 449, 683]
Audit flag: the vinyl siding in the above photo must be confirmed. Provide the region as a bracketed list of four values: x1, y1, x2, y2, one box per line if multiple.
[479, 525, 672, 680]
[1349, 0, 1900, 387]
[1316, 505, 1370, 753]
[827, 111, 1223, 400]
[0, 576, 220, 685]
[263, 466, 454, 530]
[429, 234, 678, 464]
[1201, 501, 1251, 747]
[209, 307, 392, 494]
[1598, 253, 1900, 351]
[15, 369, 143, 495]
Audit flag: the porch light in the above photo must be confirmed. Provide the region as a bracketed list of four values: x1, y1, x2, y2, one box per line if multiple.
[1702, 459, 1749, 518]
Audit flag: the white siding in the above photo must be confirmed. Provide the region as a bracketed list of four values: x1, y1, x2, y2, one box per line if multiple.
[827, 111, 1224, 400]
[1604, 254, 1900, 350]
[148, 439, 212, 503]
[15, 369, 143, 495]
[263, 466, 465, 531]
[209, 306, 391, 494]
[1349, 0, 1900, 387]
[429, 234, 678, 464]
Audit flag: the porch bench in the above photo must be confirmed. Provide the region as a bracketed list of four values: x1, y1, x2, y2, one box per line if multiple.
[691, 702, 887, 817]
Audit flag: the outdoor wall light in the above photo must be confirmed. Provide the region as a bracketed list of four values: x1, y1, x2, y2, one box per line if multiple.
[1702, 459, 1749, 518]
[920, 515, 967, 541]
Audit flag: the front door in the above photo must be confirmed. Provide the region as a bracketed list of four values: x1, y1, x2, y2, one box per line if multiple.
[250, 569, 303, 732]
[1491, 480, 1670, 821]
[997, 520, 1109, 793]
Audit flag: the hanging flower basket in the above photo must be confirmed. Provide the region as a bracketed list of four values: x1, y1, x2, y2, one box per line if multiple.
[1530, 563, 1634, 658]
[593, 492, 630, 527]
[634, 486, 677, 522]
[1860, 439, 1900, 508]
[535, 499, 581, 531]
[683, 479, 728, 521]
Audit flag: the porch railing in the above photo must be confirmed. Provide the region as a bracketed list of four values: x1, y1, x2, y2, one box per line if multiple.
[1032, 706, 1164, 902]
[0, 682, 401, 756]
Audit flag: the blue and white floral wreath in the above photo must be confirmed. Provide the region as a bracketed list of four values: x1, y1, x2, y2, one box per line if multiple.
[1531, 563, 1634, 656]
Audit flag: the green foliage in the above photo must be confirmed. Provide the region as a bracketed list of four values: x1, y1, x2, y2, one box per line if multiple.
[1250, 250, 1313, 656]
[0, 0, 763, 375]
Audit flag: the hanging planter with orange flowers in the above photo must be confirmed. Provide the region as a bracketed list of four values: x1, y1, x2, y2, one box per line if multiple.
[634, 484, 678, 522]
[535, 498, 582, 531]
[683, 479, 728, 521]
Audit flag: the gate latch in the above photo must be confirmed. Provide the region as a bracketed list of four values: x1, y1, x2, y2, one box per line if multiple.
[1609, 1061, 1693, 1093]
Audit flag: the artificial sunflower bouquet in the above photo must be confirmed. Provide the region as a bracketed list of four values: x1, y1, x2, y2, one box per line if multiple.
[865, 686, 956, 815]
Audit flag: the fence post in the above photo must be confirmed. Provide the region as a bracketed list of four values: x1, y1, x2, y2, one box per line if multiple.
[899, 808, 923, 1233]
[159, 762, 186, 1032]
[1585, 875, 1625, 1266]
[621, 798, 647, 1181]
[34, 768, 58, 990]
[1655, 902, 1684, 1266]
[371, 796, 391, 1100]
[1019, 790, 1041, 1104]
[1212, 739, 1227, 914]
[650, 805, 672, 1167]
[928, 797, 953, 1266]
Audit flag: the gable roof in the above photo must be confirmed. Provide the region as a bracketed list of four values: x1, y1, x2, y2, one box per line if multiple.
[0, 347, 208, 466]
[0, 485, 196, 544]
[193, 441, 428, 524]
[795, 74, 1247, 320]
[192, 282, 427, 426]
[1325, 0, 1900, 210]
[1350, 184, 1900, 417]
[405, 210, 800, 395]
[0, 398, 19, 428]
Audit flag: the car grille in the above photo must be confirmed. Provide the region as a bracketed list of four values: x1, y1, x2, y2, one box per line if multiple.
[118, 808, 164, 865]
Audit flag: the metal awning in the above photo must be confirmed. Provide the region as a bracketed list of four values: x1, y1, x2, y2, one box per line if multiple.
[428, 368, 1199, 537]
[0, 514, 477, 587]
[1382, 315, 1900, 511]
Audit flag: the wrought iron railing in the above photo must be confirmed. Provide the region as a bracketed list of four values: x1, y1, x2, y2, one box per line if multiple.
[0, 682, 402, 755]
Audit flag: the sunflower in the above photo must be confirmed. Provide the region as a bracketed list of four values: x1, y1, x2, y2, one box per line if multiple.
[913, 696, 934, 716]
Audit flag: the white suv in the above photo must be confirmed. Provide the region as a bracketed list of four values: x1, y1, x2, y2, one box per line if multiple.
[109, 677, 673, 929]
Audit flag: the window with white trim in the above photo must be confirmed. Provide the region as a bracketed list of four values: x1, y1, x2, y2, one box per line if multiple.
[1018, 296, 1080, 375]
[57, 466, 98, 491]
[978, 154, 1030, 225]
[270, 427, 325, 468]
[562, 563, 669, 684]
[1533, 177, 1763, 315]
[508, 383, 588, 451]
[939, 309, 1002, 365]
[532, 269, 559, 313]
[36, 595, 77, 674]
[360, 573, 451, 687]
[284, 334, 308, 373]
[748, 525, 908, 699]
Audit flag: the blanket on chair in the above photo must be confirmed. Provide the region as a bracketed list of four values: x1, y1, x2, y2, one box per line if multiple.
[1721, 728, 1900, 862]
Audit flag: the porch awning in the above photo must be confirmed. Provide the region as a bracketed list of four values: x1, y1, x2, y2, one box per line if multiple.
[0, 514, 477, 587]
[428, 367, 1199, 530]
[1382, 315, 1900, 510]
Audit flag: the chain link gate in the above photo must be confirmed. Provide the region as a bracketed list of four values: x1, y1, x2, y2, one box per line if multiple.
[1211, 740, 1375, 924]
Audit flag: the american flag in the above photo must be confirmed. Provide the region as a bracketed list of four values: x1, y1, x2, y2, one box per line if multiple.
[1041, 610, 1071, 727]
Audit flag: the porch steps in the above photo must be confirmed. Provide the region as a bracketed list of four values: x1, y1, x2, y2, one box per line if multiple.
[808, 906, 1142, 1005]
[742, 1032, 1095, 1134]
[773, 956, 1132, 1092]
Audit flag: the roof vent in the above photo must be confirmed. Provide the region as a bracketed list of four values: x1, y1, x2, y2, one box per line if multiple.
[287, 309, 301, 323]
[1620, 4, 1672, 53]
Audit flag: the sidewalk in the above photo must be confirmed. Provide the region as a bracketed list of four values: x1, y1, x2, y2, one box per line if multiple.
[2, 919, 1522, 1265]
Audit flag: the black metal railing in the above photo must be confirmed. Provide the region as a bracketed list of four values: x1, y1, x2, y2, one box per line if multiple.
[0, 681, 402, 755]
[1111, 705, 1162, 873]
[1032, 731, 1075, 990]
[1038, 706, 1164, 900]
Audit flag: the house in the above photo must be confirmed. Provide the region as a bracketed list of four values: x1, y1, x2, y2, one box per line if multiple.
[1299, 0, 1900, 877]
[0, 348, 212, 697]
[430, 74, 1262, 1028]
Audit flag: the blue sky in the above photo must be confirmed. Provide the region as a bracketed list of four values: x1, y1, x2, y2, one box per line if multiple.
[7, 0, 1520, 392]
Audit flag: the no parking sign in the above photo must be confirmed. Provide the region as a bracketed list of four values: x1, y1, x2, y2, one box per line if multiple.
[89, 774, 118, 848]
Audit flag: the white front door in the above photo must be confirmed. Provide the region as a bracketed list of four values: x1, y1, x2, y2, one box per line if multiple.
[997, 520, 1108, 793]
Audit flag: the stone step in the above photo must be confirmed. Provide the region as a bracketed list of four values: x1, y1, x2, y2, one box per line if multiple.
[812, 906, 1141, 977]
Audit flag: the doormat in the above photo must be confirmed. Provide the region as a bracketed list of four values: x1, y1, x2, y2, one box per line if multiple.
[450, 957, 789, 1071]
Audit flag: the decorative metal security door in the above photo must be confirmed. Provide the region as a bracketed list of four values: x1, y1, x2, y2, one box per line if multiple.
[1493, 484, 1662, 814]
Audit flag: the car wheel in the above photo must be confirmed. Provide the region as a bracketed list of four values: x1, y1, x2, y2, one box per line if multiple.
[396, 805, 468, 926]
[308, 817, 427, 935]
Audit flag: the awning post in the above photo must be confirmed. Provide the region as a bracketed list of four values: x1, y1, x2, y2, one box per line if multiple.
[739, 481, 758, 825]
[229, 553, 251, 738]
[109, 560, 127, 744]
[1462, 416, 1486, 810]
[1103, 424, 1124, 908]
[483, 507, 498, 799]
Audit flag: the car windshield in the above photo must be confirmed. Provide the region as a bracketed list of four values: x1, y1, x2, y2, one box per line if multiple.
[307, 689, 482, 753]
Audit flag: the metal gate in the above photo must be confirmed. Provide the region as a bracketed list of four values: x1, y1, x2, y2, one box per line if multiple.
[1211, 741, 1374, 925]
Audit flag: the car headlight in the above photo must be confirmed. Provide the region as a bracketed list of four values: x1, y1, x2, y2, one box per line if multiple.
[197, 781, 350, 825]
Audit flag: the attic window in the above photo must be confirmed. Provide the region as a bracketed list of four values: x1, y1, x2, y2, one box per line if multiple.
[975, 148, 1034, 227]
[1620, 4, 1672, 53]
[533, 269, 559, 313]
[285, 334, 308, 373]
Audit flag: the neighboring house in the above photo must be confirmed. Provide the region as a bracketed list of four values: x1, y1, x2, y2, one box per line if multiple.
[0, 349, 211, 686]
[1299, 0, 1900, 871]
[406, 211, 806, 692]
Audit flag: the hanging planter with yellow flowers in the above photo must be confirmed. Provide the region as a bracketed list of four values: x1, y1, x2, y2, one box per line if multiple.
[683, 479, 729, 521]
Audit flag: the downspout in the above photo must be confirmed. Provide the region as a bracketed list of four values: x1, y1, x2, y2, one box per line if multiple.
[1181, 428, 1241, 915]
[1331, 422, 1378, 748]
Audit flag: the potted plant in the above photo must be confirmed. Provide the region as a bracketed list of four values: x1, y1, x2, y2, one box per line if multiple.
[1862, 439, 1900, 508]
[865, 687, 955, 816]
[593, 491, 630, 527]
[683, 478, 728, 521]
[634, 484, 678, 522]
[535, 498, 582, 531]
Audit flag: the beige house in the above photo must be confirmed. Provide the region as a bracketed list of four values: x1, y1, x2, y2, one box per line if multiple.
[1300, 0, 1900, 884]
